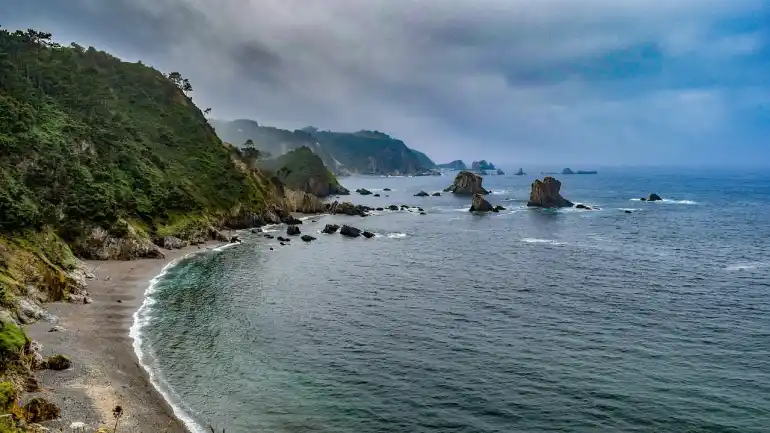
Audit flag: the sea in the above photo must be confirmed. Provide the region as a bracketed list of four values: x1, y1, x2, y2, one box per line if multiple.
[131, 167, 770, 433]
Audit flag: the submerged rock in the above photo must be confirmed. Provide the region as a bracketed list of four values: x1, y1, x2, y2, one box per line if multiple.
[414, 191, 430, 197]
[383, 188, 392, 191]
[340, 225, 362, 237]
[444, 171, 489, 195]
[575, 204, 591, 210]
[527, 177, 574, 208]
[469, 193, 497, 212]
[648, 193, 663, 202]
[287, 225, 301, 236]
[625, 210, 633, 214]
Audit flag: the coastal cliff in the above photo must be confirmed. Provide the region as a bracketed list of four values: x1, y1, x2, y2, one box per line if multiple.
[260, 147, 349, 197]
[0, 27, 327, 421]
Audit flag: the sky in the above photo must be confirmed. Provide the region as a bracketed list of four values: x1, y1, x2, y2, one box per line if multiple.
[2, 0, 769, 166]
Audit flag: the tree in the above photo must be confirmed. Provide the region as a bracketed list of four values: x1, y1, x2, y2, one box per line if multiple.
[182, 78, 193, 94]
[204, 108, 212, 115]
[166, 72, 183, 90]
[244, 139, 254, 147]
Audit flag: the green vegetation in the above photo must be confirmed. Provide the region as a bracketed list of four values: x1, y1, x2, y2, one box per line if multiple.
[261, 147, 346, 197]
[0, 27, 274, 241]
[0, 381, 15, 412]
[411, 149, 436, 169]
[437, 160, 467, 170]
[0, 320, 26, 360]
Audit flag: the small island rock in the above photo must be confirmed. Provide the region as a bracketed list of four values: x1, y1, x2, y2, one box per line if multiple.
[527, 177, 574, 208]
[301, 235, 316, 242]
[444, 171, 489, 195]
[356, 188, 373, 196]
[287, 225, 301, 236]
[469, 193, 497, 212]
[414, 191, 430, 197]
[322, 224, 340, 234]
[363, 231, 375, 239]
[648, 193, 663, 202]
[340, 225, 362, 237]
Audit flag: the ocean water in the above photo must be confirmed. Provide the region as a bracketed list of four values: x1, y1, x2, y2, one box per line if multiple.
[134, 168, 770, 433]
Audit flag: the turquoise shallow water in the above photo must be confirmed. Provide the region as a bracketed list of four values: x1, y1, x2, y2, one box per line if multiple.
[135, 168, 770, 433]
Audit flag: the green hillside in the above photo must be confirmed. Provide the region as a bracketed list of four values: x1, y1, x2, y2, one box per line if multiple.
[261, 147, 349, 197]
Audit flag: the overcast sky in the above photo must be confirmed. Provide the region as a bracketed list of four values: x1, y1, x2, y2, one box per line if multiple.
[3, 0, 769, 166]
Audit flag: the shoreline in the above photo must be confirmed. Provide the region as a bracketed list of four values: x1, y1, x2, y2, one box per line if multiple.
[26, 241, 229, 432]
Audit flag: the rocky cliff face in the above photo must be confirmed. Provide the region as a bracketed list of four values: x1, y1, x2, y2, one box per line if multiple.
[470, 193, 496, 212]
[527, 177, 574, 208]
[444, 171, 489, 195]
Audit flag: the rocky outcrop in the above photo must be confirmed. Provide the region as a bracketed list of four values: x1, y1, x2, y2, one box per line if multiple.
[74, 226, 165, 260]
[363, 231, 375, 239]
[562, 168, 575, 175]
[45, 354, 71, 371]
[283, 189, 327, 214]
[469, 193, 497, 212]
[648, 193, 663, 202]
[496, 169, 505, 175]
[527, 177, 574, 208]
[281, 215, 303, 225]
[356, 188, 373, 195]
[432, 192, 441, 197]
[340, 225, 362, 237]
[328, 201, 372, 217]
[414, 191, 430, 197]
[444, 171, 489, 195]
[301, 235, 316, 242]
[287, 225, 301, 236]
[388, 205, 399, 211]
[23, 397, 60, 423]
[161, 236, 185, 250]
[575, 204, 592, 210]
[322, 224, 340, 234]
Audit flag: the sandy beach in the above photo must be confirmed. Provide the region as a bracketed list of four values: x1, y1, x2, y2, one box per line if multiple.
[25, 242, 226, 433]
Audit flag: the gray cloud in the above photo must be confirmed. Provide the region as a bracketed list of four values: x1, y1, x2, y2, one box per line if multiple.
[2, 0, 768, 165]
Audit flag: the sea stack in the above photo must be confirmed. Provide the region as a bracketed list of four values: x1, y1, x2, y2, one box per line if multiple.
[527, 177, 574, 208]
[444, 171, 489, 195]
[469, 193, 497, 212]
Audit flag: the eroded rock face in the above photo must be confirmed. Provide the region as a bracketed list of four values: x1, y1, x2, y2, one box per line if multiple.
[527, 177, 574, 208]
[283, 189, 327, 214]
[161, 236, 185, 250]
[75, 227, 165, 260]
[469, 194, 496, 212]
[444, 171, 489, 195]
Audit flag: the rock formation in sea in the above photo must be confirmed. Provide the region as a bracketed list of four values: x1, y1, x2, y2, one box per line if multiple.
[515, 168, 525, 176]
[469, 193, 497, 212]
[562, 168, 575, 175]
[414, 191, 430, 197]
[527, 177, 574, 208]
[363, 231, 375, 239]
[356, 188, 373, 195]
[322, 224, 340, 234]
[301, 235, 316, 242]
[648, 193, 663, 202]
[287, 225, 301, 236]
[496, 169, 505, 175]
[444, 171, 489, 195]
[340, 225, 362, 237]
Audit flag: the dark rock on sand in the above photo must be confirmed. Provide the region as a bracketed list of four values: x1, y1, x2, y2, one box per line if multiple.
[322, 224, 340, 234]
[301, 235, 316, 242]
[340, 225, 362, 237]
[45, 354, 71, 371]
[648, 193, 663, 202]
[363, 231, 375, 239]
[527, 177, 574, 208]
[470, 193, 497, 212]
[414, 191, 430, 197]
[287, 225, 301, 236]
[23, 398, 60, 423]
[444, 171, 489, 195]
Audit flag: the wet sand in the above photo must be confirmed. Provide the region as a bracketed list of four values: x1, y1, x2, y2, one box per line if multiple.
[25, 242, 225, 432]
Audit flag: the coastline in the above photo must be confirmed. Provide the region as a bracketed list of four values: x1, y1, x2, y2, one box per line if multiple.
[25, 241, 228, 432]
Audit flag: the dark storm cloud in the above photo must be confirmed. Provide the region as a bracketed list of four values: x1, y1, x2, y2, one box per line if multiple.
[2, 0, 769, 165]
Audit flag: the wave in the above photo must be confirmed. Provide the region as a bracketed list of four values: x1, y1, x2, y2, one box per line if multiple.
[489, 190, 508, 195]
[630, 198, 698, 205]
[387, 232, 407, 239]
[130, 250, 231, 433]
[725, 261, 768, 271]
[521, 238, 567, 246]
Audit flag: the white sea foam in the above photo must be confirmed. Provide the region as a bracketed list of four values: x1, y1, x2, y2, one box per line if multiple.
[725, 262, 768, 271]
[130, 249, 232, 433]
[387, 232, 407, 239]
[521, 238, 566, 246]
[630, 198, 698, 205]
[490, 189, 508, 195]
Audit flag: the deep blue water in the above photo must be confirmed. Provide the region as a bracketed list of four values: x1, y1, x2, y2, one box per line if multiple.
[134, 168, 770, 433]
